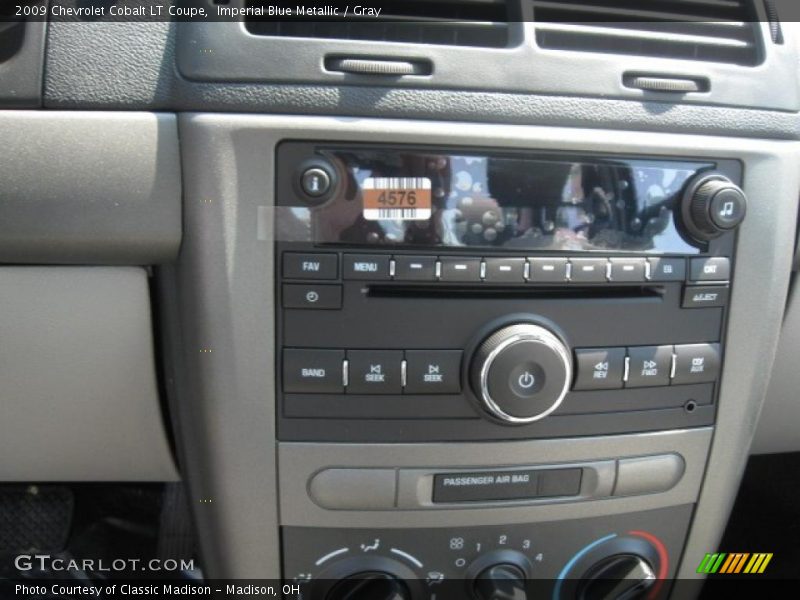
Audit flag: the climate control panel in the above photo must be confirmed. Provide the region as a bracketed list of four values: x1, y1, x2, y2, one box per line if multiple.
[282, 505, 690, 600]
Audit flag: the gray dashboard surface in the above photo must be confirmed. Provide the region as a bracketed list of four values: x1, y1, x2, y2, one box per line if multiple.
[0, 111, 181, 265]
[43, 22, 800, 141]
[0, 267, 178, 481]
[752, 280, 800, 454]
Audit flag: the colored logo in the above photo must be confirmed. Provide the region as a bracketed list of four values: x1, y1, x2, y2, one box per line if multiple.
[697, 552, 773, 574]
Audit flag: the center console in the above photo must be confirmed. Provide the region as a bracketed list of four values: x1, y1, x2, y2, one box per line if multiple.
[173, 114, 800, 595]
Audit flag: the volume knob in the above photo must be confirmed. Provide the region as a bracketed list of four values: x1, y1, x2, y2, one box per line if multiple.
[682, 174, 747, 241]
[470, 323, 572, 424]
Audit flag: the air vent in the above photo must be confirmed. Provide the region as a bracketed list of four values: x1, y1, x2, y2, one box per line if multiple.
[243, 0, 511, 48]
[534, 0, 761, 66]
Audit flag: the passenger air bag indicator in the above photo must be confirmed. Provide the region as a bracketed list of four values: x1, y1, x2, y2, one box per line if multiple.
[362, 177, 432, 221]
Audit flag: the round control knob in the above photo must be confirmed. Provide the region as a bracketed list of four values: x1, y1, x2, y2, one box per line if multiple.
[470, 323, 572, 424]
[473, 563, 528, 600]
[577, 554, 655, 600]
[324, 572, 410, 600]
[682, 174, 747, 241]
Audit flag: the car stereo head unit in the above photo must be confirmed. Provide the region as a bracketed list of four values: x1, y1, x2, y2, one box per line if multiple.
[274, 142, 744, 443]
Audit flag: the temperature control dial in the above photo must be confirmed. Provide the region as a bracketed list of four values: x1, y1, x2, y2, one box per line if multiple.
[324, 572, 410, 600]
[682, 173, 747, 241]
[470, 323, 572, 424]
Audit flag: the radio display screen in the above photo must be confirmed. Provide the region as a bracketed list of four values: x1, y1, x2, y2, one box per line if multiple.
[289, 147, 715, 254]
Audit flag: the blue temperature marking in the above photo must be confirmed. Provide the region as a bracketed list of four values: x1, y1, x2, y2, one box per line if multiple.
[552, 534, 618, 600]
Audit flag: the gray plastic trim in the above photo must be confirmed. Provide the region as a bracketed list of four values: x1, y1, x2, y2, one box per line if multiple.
[174, 114, 800, 579]
[752, 281, 800, 454]
[0, 267, 178, 481]
[0, 111, 181, 265]
[177, 15, 800, 112]
[41, 23, 800, 142]
[279, 431, 708, 527]
[0, 20, 46, 108]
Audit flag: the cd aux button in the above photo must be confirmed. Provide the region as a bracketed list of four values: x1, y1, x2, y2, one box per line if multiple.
[573, 347, 626, 390]
[672, 343, 720, 385]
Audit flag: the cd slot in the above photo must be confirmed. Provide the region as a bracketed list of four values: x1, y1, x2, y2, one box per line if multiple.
[366, 284, 665, 300]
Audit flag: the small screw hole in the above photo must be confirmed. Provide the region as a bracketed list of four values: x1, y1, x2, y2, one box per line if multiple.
[684, 400, 697, 413]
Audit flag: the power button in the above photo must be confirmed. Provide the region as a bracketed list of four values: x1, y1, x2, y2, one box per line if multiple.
[509, 364, 546, 397]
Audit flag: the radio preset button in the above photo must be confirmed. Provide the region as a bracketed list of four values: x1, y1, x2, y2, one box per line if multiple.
[608, 258, 646, 282]
[569, 258, 609, 283]
[690, 257, 731, 282]
[404, 350, 462, 394]
[573, 348, 626, 390]
[439, 257, 482, 282]
[282, 284, 342, 309]
[393, 255, 437, 281]
[282, 252, 338, 280]
[343, 254, 391, 280]
[483, 258, 526, 283]
[528, 258, 569, 283]
[647, 257, 686, 282]
[672, 343, 720, 385]
[625, 345, 673, 388]
[346, 350, 403, 394]
[682, 285, 729, 308]
[283, 349, 344, 393]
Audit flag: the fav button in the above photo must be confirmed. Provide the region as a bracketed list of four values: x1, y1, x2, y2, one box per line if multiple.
[282, 252, 338, 280]
[343, 254, 391, 280]
[573, 347, 626, 390]
[672, 343, 720, 385]
[625, 345, 673, 388]
[404, 350, 462, 394]
[346, 350, 403, 394]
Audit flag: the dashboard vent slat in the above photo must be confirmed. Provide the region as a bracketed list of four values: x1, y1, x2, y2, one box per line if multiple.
[244, 0, 511, 48]
[534, 0, 761, 66]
